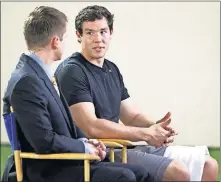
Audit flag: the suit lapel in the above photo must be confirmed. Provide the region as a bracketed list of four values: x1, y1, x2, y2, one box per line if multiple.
[59, 90, 77, 138]
[23, 55, 73, 133]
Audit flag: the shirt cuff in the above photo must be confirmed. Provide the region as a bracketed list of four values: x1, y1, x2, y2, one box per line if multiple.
[78, 138, 90, 153]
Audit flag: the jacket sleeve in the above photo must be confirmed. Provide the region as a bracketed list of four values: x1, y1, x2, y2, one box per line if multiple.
[11, 75, 85, 154]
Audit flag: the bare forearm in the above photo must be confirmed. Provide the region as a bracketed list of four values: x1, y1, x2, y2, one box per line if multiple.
[126, 113, 156, 128]
[87, 118, 144, 142]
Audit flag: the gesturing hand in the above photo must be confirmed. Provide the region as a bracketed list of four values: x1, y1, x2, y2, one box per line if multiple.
[156, 112, 178, 136]
[145, 117, 173, 147]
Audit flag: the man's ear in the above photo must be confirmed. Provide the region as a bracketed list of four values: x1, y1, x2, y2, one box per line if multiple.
[110, 28, 114, 40]
[76, 31, 82, 43]
[110, 28, 114, 35]
[51, 36, 59, 49]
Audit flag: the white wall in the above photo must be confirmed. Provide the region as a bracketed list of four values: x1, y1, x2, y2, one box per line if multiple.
[1, 2, 220, 147]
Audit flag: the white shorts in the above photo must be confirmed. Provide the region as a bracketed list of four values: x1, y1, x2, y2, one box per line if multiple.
[164, 145, 210, 181]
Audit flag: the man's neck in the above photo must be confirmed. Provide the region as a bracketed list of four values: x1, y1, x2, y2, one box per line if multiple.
[80, 51, 104, 68]
[32, 49, 54, 65]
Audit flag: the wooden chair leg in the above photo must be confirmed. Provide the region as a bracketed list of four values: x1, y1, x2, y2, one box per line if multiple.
[14, 151, 23, 181]
[84, 159, 90, 182]
[109, 147, 115, 162]
[122, 146, 127, 163]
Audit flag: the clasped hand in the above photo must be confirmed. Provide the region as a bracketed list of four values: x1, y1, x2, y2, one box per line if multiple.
[145, 112, 178, 148]
[85, 139, 107, 160]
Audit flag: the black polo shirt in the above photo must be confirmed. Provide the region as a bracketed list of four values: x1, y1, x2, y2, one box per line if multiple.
[56, 52, 130, 123]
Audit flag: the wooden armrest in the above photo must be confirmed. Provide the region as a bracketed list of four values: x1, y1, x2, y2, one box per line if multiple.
[101, 141, 124, 148]
[17, 152, 99, 182]
[99, 139, 134, 146]
[100, 139, 148, 146]
[96, 139, 146, 163]
[99, 139, 131, 163]
[98, 141, 123, 163]
[20, 152, 100, 160]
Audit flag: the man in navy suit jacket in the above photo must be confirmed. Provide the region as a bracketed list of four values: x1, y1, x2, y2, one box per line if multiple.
[2, 6, 150, 182]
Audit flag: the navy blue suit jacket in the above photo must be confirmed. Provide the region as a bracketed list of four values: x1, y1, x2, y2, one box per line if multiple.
[3, 54, 87, 181]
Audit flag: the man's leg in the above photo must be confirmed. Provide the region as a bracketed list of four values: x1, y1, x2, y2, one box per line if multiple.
[162, 145, 218, 181]
[93, 162, 150, 182]
[44, 162, 146, 182]
[162, 160, 190, 181]
[202, 155, 219, 181]
[90, 164, 137, 182]
[128, 145, 218, 181]
[114, 148, 190, 182]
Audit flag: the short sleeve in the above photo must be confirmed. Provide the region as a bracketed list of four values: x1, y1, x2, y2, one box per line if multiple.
[111, 62, 130, 101]
[119, 72, 130, 101]
[57, 64, 92, 106]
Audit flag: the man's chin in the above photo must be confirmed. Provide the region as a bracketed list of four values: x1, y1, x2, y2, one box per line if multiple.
[93, 53, 106, 59]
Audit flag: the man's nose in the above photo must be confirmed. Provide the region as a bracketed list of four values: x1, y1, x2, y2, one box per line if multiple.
[93, 32, 102, 42]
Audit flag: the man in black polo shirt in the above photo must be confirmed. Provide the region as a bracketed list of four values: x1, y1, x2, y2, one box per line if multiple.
[55, 5, 218, 182]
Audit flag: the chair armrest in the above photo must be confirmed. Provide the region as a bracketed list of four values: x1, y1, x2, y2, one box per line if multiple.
[16, 152, 99, 182]
[99, 139, 148, 146]
[20, 152, 100, 160]
[97, 141, 123, 163]
[99, 139, 135, 146]
[101, 141, 124, 148]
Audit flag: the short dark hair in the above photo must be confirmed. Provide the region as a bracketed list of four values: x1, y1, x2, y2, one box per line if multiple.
[75, 5, 114, 36]
[24, 6, 68, 50]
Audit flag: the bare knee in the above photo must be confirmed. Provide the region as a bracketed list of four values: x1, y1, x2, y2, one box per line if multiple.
[163, 160, 190, 181]
[202, 156, 219, 181]
[206, 156, 219, 172]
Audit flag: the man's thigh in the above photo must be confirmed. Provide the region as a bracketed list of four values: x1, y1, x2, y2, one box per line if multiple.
[114, 148, 172, 182]
[92, 162, 150, 182]
[114, 145, 210, 181]
[44, 162, 144, 182]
